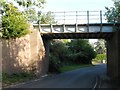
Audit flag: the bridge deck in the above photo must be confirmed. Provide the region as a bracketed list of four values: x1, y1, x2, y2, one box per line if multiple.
[33, 23, 118, 39]
[41, 32, 113, 39]
[38, 23, 114, 33]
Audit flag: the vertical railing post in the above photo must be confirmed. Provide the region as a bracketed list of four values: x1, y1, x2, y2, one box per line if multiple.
[64, 11, 65, 24]
[75, 11, 78, 32]
[63, 11, 66, 32]
[50, 12, 53, 32]
[100, 10, 102, 24]
[50, 24, 53, 32]
[76, 11, 78, 24]
[87, 11, 89, 32]
[100, 10, 102, 32]
[63, 24, 65, 33]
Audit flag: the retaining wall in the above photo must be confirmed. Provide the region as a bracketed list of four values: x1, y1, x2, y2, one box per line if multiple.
[1, 24, 48, 76]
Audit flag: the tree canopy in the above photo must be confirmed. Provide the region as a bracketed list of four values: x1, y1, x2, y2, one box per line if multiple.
[0, 0, 56, 38]
[1, 3, 30, 39]
[38, 11, 57, 24]
[68, 39, 96, 64]
[94, 39, 106, 54]
[0, 0, 46, 22]
[105, 0, 120, 23]
[49, 39, 97, 72]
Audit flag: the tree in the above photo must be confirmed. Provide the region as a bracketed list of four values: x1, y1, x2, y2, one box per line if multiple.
[95, 54, 106, 61]
[94, 39, 106, 54]
[105, 0, 120, 23]
[14, 0, 46, 22]
[38, 11, 57, 24]
[14, 0, 45, 8]
[1, 3, 30, 39]
[49, 39, 70, 72]
[68, 39, 97, 64]
[0, 0, 46, 22]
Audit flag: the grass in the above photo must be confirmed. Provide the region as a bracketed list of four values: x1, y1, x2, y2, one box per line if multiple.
[59, 64, 94, 73]
[2, 72, 37, 87]
[2, 64, 94, 87]
[0, 73, 2, 82]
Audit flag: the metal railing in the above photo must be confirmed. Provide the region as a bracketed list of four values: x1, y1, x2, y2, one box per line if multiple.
[41, 10, 107, 24]
[36, 10, 120, 33]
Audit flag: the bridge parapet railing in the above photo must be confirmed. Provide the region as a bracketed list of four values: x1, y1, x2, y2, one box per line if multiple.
[34, 10, 120, 33]
[40, 10, 107, 24]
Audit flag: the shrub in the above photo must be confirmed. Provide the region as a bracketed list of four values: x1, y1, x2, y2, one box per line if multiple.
[94, 53, 106, 61]
[68, 39, 97, 64]
[49, 39, 97, 73]
[49, 54, 62, 73]
[49, 40, 70, 73]
[1, 3, 30, 39]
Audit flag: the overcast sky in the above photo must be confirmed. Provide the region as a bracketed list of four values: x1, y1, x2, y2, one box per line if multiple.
[43, 0, 114, 12]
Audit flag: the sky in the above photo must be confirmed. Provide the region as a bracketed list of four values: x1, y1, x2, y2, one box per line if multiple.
[43, 0, 114, 12]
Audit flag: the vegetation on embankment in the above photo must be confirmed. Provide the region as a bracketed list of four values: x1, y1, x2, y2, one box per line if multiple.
[49, 39, 97, 73]
[2, 73, 37, 87]
[1, 3, 30, 39]
[2, 64, 94, 87]
[59, 64, 94, 73]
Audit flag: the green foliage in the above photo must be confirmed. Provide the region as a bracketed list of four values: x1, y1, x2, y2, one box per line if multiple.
[39, 11, 57, 24]
[49, 40, 70, 73]
[94, 39, 106, 54]
[105, 1, 120, 23]
[2, 72, 36, 87]
[1, 3, 30, 39]
[14, 0, 46, 8]
[0, 0, 46, 22]
[94, 53, 106, 61]
[60, 64, 94, 73]
[49, 54, 61, 73]
[17, 0, 46, 22]
[49, 39, 97, 73]
[25, 8, 37, 22]
[68, 39, 97, 64]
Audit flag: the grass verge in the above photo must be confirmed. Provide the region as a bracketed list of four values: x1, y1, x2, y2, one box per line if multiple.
[2, 73, 37, 87]
[59, 64, 94, 73]
[2, 64, 94, 87]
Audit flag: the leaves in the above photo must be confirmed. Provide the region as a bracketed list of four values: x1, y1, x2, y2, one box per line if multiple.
[39, 11, 57, 24]
[105, 0, 120, 23]
[94, 39, 106, 54]
[67, 39, 96, 64]
[2, 3, 30, 39]
[94, 54, 106, 61]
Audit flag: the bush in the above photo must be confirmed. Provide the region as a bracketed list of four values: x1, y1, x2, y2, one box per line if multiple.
[1, 3, 30, 39]
[2, 72, 36, 87]
[49, 39, 97, 73]
[49, 40, 70, 73]
[49, 54, 62, 73]
[68, 39, 97, 64]
[94, 53, 106, 61]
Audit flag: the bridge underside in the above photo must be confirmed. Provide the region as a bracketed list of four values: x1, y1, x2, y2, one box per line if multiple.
[33, 23, 120, 85]
[41, 32, 113, 39]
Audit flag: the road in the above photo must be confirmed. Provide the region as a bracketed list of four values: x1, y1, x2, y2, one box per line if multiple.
[8, 64, 106, 88]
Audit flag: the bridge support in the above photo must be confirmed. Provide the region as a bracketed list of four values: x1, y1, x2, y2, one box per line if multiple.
[106, 30, 120, 85]
[42, 39, 50, 75]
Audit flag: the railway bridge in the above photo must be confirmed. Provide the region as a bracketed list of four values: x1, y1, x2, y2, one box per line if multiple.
[33, 11, 120, 84]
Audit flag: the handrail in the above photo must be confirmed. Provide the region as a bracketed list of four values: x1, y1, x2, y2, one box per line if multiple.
[40, 10, 107, 24]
